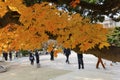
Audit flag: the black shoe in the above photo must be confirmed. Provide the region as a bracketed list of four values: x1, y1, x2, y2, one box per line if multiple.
[68, 61, 70, 64]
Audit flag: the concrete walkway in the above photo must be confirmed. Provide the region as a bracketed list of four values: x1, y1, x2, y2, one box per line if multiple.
[0, 65, 70, 80]
[0, 52, 120, 80]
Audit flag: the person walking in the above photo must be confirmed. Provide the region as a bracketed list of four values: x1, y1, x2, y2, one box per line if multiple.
[77, 53, 84, 69]
[29, 51, 34, 65]
[9, 51, 12, 61]
[64, 48, 71, 64]
[50, 49, 54, 61]
[3, 51, 8, 61]
[15, 51, 19, 59]
[35, 50, 40, 68]
[2, 51, 5, 61]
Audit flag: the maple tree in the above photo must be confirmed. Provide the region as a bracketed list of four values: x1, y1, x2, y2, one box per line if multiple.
[0, 0, 120, 62]
[0, 1, 69, 52]
[0, 1, 108, 49]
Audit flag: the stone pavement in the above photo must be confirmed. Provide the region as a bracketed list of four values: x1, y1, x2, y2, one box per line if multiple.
[52, 69, 116, 80]
[0, 53, 120, 80]
[0, 61, 8, 73]
[0, 65, 70, 80]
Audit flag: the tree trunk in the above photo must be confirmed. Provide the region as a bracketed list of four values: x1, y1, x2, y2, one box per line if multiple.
[96, 57, 106, 69]
[73, 46, 120, 62]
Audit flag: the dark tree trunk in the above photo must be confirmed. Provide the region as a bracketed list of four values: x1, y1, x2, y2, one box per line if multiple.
[73, 46, 120, 62]
[87, 46, 120, 62]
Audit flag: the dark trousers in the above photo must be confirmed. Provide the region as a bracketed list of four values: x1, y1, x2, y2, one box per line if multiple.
[4, 55, 8, 61]
[9, 57, 12, 61]
[36, 58, 39, 64]
[78, 58, 84, 69]
[66, 55, 70, 64]
[30, 60, 34, 65]
[50, 53, 54, 61]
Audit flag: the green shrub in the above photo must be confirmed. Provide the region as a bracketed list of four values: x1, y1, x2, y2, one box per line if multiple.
[107, 27, 120, 47]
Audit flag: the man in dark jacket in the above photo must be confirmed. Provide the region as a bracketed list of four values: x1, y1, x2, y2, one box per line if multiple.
[64, 48, 71, 64]
[3, 51, 8, 61]
[35, 50, 40, 68]
[77, 53, 84, 69]
[29, 51, 34, 65]
[9, 51, 12, 61]
[50, 49, 54, 61]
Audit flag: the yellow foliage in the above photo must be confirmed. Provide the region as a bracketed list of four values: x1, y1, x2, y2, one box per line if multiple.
[0, 1, 109, 54]
[55, 14, 109, 52]
[99, 42, 110, 49]
[47, 44, 54, 52]
[70, 0, 80, 7]
[0, 1, 8, 17]
[54, 50, 58, 57]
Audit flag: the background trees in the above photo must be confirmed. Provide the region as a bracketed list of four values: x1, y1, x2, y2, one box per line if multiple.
[107, 27, 120, 47]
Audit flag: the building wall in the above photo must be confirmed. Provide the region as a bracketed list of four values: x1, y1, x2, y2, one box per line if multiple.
[101, 16, 120, 28]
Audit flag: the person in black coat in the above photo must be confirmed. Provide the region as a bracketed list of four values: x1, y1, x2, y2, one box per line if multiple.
[64, 48, 71, 64]
[2, 51, 5, 60]
[16, 51, 19, 59]
[77, 53, 84, 69]
[50, 49, 54, 61]
[3, 51, 8, 61]
[35, 50, 40, 67]
[29, 51, 34, 65]
[9, 51, 12, 61]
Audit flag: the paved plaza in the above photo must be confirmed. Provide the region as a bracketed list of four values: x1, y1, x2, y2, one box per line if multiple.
[0, 51, 120, 80]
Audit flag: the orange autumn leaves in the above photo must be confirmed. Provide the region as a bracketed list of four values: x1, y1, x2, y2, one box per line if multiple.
[0, 2, 68, 52]
[70, 0, 80, 7]
[0, 23, 49, 52]
[0, 24, 18, 52]
[0, 0, 8, 17]
[0, 1, 109, 54]
[56, 15, 110, 52]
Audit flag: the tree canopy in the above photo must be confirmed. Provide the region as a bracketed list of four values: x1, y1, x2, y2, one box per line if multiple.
[0, 1, 109, 53]
[0, 0, 120, 25]
[0, 0, 120, 62]
[23, 0, 120, 22]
